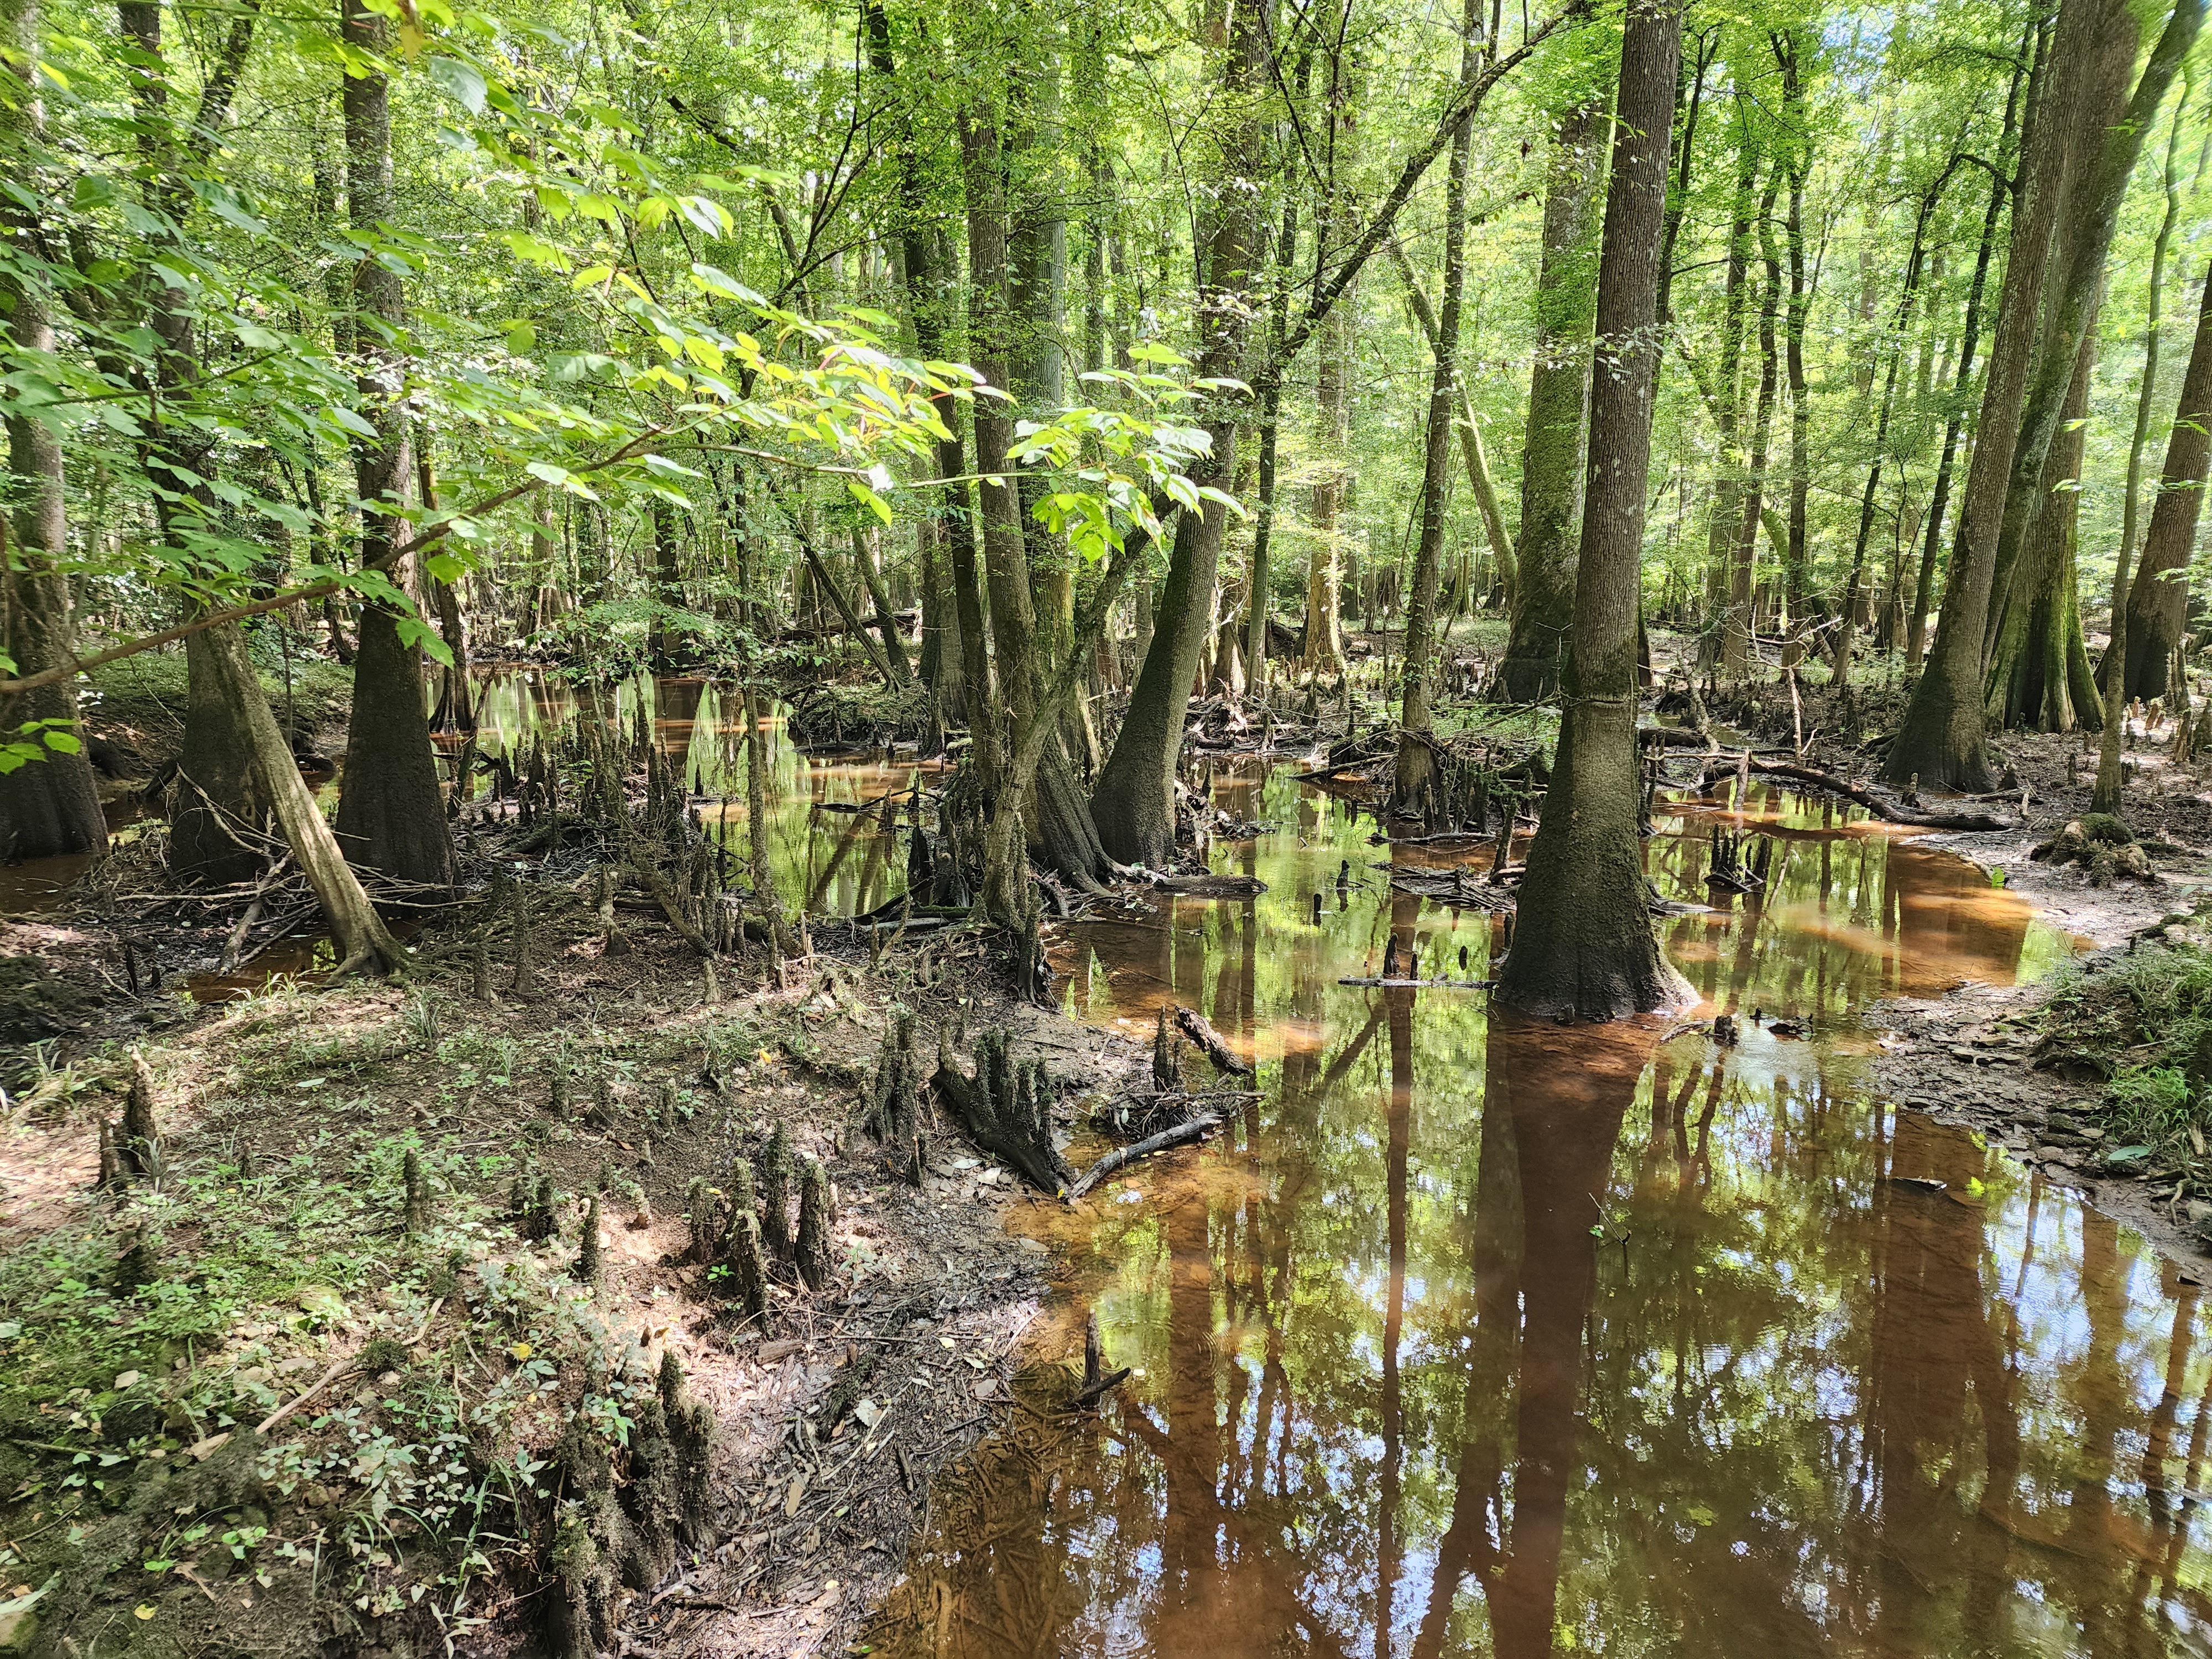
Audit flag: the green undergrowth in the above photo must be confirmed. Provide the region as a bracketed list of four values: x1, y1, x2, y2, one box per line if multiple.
[81, 647, 353, 754]
[2035, 909, 2212, 1167]
[0, 985, 806, 1656]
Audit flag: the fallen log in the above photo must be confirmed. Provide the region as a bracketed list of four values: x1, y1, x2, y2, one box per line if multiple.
[1337, 976, 1496, 989]
[1067, 1114, 1222, 1199]
[1175, 1005, 1254, 1076]
[1733, 759, 2013, 830]
[1142, 872, 1268, 898]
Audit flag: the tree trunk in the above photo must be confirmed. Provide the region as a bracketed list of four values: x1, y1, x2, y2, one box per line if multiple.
[1395, 25, 1480, 806]
[1726, 177, 1782, 681]
[1906, 40, 2023, 667]
[419, 442, 474, 733]
[851, 526, 913, 684]
[963, 96, 1113, 904]
[116, 0, 269, 883]
[1303, 281, 1353, 675]
[1833, 166, 1949, 688]
[1705, 119, 1759, 677]
[2113, 87, 2192, 700]
[2124, 265, 2212, 700]
[0, 0, 105, 860]
[1778, 34, 1815, 645]
[1496, 0, 1689, 1021]
[1986, 319, 2102, 731]
[1885, 0, 2166, 794]
[1498, 93, 1607, 702]
[332, 0, 455, 891]
[1091, 0, 1269, 868]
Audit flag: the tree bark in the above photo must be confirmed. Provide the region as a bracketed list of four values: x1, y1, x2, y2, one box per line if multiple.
[1832, 164, 1950, 689]
[2124, 264, 2212, 700]
[115, 0, 271, 883]
[1726, 176, 1782, 681]
[1496, 0, 1689, 1020]
[1985, 318, 2102, 731]
[0, 0, 105, 859]
[332, 0, 455, 890]
[1498, 93, 1607, 702]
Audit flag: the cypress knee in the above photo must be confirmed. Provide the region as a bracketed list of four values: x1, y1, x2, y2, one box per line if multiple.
[759, 1124, 792, 1262]
[795, 1157, 832, 1292]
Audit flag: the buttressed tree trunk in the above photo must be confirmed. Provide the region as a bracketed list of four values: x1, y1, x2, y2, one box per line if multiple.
[1890, 0, 2197, 793]
[1498, 91, 1607, 703]
[333, 0, 456, 892]
[1091, 0, 1269, 867]
[2124, 266, 2212, 700]
[1985, 319, 2103, 731]
[0, 0, 105, 858]
[1496, 0, 1689, 1022]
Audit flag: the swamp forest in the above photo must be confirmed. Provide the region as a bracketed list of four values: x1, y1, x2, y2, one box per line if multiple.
[19, 0, 2212, 1650]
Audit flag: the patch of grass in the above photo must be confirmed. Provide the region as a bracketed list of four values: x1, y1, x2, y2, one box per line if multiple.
[2037, 932, 2212, 1155]
[82, 646, 352, 752]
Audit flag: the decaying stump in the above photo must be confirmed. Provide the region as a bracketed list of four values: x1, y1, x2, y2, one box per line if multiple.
[720, 1209, 767, 1318]
[518, 1175, 558, 1243]
[511, 877, 538, 995]
[684, 1176, 717, 1265]
[1175, 1005, 1253, 1076]
[1704, 827, 1772, 894]
[932, 1028, 1074, 1194]
[660, 1353, 717, 1549]
[795, 1156, 833, 1291]
[1151, 1008, 1179, 1093]
[1070, 1312, 1131, 1410]
[94, 1120, 121, 1190]
[2031, 815, 2158, 885]
[547, 1066, 570, 1120]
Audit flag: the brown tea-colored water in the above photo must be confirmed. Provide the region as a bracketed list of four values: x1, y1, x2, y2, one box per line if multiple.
[870, 765, 2212, 1659]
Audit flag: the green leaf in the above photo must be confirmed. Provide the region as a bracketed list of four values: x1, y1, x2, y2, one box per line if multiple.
[428, 55, 488, 114]
[845, 479, 893, 525]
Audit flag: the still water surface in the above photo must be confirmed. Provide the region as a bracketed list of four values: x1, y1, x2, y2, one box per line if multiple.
[867, 760, 2212, 1659]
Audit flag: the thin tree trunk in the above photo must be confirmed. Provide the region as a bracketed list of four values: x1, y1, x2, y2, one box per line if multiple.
[1832, 165, 1950, 688]
[1496, 0, 1689, 1020]
[1728, 179, 1782, 679]
[1394, 0, 1484, 803]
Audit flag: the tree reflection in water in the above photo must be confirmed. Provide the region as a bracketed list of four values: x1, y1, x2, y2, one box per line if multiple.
[868, 768, 2212, 1659]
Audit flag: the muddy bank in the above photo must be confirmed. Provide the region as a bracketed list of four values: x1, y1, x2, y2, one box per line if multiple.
[0, 857, 1156, 1659]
